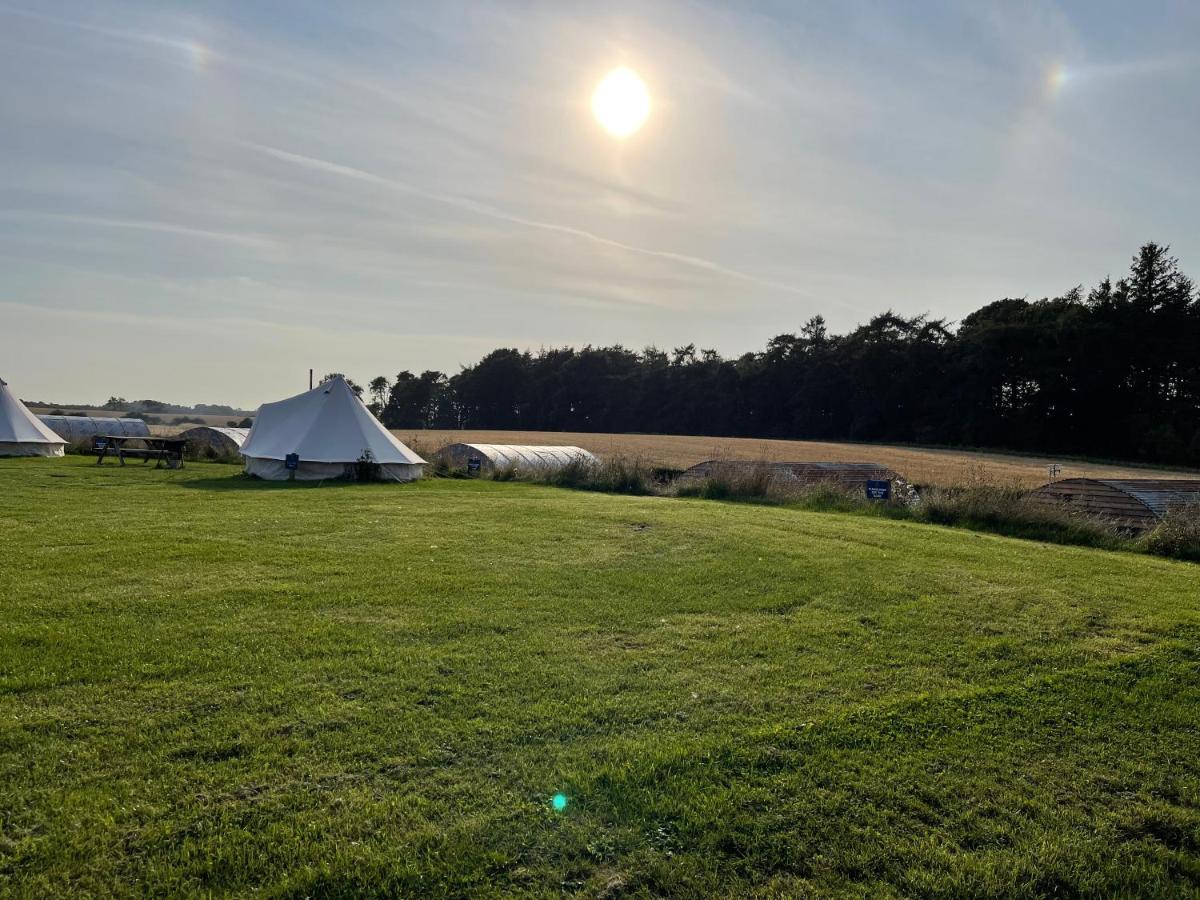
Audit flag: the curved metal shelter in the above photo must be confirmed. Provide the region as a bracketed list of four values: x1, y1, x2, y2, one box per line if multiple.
[436, 443, 597, 474]
[179, 426, 250, 458]
[1030, 478, 1200, 531]
[36, 415, 150, 443]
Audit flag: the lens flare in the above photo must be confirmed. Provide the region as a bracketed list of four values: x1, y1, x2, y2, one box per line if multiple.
[552, 793, 568, 811]
[1046, 62, 1070, 96]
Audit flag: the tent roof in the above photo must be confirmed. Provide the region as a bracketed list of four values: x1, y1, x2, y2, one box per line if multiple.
[0, 377, 67, 446]
[241, 377, 425, 465]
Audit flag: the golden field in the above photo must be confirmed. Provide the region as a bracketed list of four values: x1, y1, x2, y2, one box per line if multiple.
[396, 429, 1197, 488]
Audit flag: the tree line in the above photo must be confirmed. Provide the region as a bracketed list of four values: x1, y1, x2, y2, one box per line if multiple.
[350, 243, 1200, 467]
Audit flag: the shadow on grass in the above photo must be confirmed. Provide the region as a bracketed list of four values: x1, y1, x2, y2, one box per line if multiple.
[177, 475, 337, 492]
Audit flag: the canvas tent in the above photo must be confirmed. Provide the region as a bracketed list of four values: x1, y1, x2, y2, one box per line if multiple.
[0, 378, 66, 457]
[179, 426, 249, 458]
[241, 376, 425, 481]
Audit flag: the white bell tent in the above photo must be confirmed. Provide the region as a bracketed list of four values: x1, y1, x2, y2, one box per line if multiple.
[0, 377, 66, 457]
[241, 376, 425, 481]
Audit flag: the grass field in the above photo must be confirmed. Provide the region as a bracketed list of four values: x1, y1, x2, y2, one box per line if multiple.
[397, 429, 1197, 489]
[2, 458, 1199, 897]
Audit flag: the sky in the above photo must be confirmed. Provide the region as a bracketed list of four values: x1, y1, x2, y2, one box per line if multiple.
[1, 0, 1198, 408]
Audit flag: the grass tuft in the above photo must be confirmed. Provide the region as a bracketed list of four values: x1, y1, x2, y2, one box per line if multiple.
[1139, 501, 1200, 561]
[673, 469, 1132, 552]
[674, 461, 777, 500]
[540, 455, 656, 495]
[913, 484, 1124, 548]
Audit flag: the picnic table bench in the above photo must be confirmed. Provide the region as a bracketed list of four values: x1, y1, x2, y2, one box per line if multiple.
[94, 435, 189, 469]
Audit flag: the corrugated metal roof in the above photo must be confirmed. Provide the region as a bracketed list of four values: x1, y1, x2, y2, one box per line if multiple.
[1030, 477, 1200, 527]
[179, 426, 250, 449]
[1095, 479, 1200, 519]
[185, 426, 250, 442]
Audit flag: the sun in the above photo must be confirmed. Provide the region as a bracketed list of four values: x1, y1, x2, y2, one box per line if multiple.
[591, 67, 650, 139]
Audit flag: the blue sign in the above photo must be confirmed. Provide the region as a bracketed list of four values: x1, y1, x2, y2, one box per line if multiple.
[467, 457, 482, 474]
[285, 453, 300, 471]
[95, 438, 108, 450]
[866, 479, 890, 500]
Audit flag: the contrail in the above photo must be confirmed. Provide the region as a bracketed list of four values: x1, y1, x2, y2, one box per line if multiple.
[0, 5, 202, 57]
[1, 211, 276, 248]
[0, 4, 314, 85]
[247, 142, 828, 301]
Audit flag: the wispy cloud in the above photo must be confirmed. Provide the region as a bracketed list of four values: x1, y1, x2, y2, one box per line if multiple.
[1, 0, 1197, 405]
[0, 211, 277, 248]
[1, 4, 189, 50]
[248, 142, 829, 302]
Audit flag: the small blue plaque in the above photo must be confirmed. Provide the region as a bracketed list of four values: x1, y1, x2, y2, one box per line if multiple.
[285, 453, 300, 471]
[467, 457, 482, 474]
[866, 479, 890, 500]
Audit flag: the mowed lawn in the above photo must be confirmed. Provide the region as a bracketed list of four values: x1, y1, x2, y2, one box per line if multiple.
[1, 459, 1198, 898]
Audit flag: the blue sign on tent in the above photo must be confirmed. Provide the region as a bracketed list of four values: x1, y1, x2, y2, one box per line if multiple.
[467, 457, 482, 474]
[285, 453, 300, 471]
[866, 479, 890, 500]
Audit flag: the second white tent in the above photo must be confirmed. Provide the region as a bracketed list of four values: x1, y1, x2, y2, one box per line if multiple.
[240, 376, 425, 481]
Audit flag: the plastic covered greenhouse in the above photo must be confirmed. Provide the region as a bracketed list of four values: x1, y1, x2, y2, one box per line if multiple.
[435, 443, 597, 474]
[36, 415, 150, 444]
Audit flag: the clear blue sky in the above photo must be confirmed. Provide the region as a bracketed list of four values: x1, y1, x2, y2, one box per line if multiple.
[2, 1, 1197, 407]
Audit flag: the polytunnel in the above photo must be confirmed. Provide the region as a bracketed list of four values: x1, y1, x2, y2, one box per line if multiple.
[36, 415, 151, 444]
[435, 443, 598, 474]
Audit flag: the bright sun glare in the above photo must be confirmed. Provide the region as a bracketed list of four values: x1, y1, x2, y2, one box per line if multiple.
[592, 67, 650, 139]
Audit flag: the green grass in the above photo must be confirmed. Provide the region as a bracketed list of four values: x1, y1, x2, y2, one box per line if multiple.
[1, 458, 1198, 898]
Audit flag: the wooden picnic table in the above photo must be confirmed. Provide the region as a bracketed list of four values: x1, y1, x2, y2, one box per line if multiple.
[94, 435, 189, 469]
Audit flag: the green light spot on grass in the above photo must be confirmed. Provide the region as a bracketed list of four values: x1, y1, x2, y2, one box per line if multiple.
[552, 793, 568, 811]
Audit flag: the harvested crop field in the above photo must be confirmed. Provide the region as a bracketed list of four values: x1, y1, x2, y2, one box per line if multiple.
[396, 430, 1197, 488]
